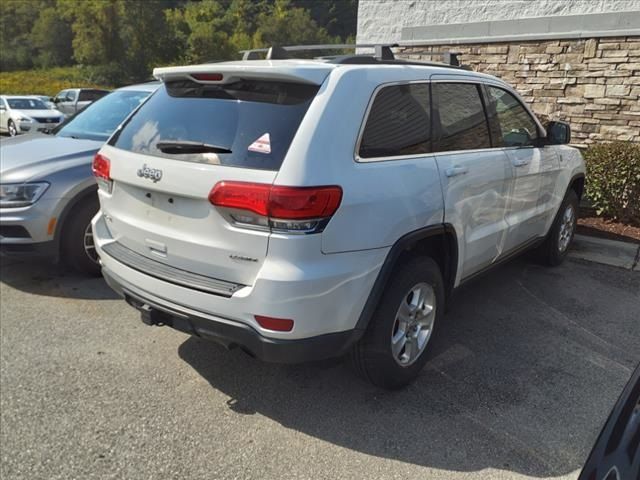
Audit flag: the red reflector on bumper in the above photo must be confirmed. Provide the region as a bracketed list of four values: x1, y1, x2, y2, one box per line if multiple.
[255, 315, 294, 332]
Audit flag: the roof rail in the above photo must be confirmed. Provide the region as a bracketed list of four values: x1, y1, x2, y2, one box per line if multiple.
[239, 44, 466, 69]
[240, 43, 399, 61]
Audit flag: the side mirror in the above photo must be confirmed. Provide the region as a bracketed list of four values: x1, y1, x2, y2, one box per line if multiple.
[49, 97, 55, 103]
[546, 121, 571, 145]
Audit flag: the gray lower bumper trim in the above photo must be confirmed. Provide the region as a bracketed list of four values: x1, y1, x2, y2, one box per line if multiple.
[101, 241, 244, 297]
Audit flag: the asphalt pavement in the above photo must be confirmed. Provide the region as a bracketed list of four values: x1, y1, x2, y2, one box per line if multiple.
[1, 255, 639, 480]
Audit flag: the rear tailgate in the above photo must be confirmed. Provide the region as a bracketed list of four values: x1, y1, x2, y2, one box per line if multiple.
[97, 65, 328, 287]
[98, 144, 275, 286]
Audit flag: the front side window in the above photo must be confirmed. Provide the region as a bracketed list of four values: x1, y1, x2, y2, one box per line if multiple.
[66, 91, 77, 102]
[359, 83, 431, 159]
[486, 86, 539, 147]
[433, 83, 491, 152]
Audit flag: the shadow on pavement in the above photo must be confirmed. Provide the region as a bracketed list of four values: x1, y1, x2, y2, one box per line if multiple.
[0, 258, 118, 300]
[179, 258, 640, 478]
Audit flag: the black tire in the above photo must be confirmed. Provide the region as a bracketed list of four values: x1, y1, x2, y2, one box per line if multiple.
[536, 189, 579, 266]
[61, 199, 101, 275]
[8, 120, 17, 137]
[350, 256, 445, 389]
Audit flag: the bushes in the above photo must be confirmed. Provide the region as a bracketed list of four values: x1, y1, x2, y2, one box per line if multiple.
[0, 66, 110, 96]
[584, 141, 640, 225]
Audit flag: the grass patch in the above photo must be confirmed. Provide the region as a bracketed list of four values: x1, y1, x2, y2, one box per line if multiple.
[0, 66, 111, 96]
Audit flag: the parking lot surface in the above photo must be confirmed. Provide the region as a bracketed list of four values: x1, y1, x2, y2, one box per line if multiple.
[1, 256, 639, 480]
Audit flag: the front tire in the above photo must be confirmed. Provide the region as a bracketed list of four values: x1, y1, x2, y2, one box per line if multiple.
[8, 120, 17, 137]
[61, 199, 101, 275]
[350, 256, 445, 389]
[537, 189, 578, 266]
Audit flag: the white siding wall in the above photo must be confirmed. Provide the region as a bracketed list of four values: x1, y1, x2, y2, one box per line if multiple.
[357, 0, 640, 43]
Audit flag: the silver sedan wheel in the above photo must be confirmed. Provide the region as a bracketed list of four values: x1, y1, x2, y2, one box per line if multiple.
[391, 282, 436, 367]
[558, 204, 575, 253]
[84, 223, 99, 264]
[8, 121, 17, 137]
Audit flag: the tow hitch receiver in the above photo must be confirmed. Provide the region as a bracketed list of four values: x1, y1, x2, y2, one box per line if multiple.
[125, 295, 171, 326]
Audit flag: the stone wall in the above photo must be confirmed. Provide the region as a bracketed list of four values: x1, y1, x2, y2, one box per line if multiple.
[398, 37, 640, 146]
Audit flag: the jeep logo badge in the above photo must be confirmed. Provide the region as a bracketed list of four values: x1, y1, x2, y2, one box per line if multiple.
[137, 164, 163, 183]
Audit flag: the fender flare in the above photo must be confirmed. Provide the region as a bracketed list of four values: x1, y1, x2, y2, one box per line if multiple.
[353, 223, 458, 335]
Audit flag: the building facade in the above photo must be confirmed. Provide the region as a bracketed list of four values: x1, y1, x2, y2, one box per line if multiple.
[357, 0, 640, 145]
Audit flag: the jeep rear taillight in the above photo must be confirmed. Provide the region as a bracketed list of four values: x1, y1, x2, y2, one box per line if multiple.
[92, 153, 112, 193]
[209, 181, 342, 233]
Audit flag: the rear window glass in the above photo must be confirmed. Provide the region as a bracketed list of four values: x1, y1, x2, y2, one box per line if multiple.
[359, 83, 431, 158]
[434, 83, 491, 152]
[110, 79, 319, 171]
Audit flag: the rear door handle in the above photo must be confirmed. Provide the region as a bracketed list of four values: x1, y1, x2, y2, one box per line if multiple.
[445, 165, 469, 177]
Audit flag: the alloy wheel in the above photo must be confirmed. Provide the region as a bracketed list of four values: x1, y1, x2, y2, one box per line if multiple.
[391, 282, 436, 366]
[558, 204, 575, 253]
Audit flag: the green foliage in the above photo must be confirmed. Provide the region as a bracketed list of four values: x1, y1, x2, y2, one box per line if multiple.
[58, 0, 124, 65]
[0, 67, 110, 96]
[252, 0, 337, 48]
[31, 6, 73, 68]
[584, 142, 640, 225]
[0, 0, 52, 70]
[1, 0, 358, 83]
[166, 0, 236, 64]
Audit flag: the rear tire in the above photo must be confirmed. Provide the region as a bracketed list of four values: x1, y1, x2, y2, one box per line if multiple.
[536, 189, 578, 267]
[350, 256, 444, 389]
[61, 199, 101, 276]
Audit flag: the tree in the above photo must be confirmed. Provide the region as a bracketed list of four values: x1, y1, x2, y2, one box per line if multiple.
[31, 7, 73, 68]
[252, 0, 336, 49]
[0, 0, 51, 70]
[59, 0, 124, 66]
[166, 0, 236, 63]
[119, 0, 181, 80]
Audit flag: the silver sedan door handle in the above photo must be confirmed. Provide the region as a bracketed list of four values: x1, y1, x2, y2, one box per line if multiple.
[512, 158, 530, 167]
[445, 165, 469, 177]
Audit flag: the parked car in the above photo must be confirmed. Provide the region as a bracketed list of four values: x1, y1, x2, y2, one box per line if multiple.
[53, 88, 110, 117]
[578, 363, 640, 480]
[35, 95, 57, 110]
[0, 82, 158, 274]
[0, 95, 64, 136]
[92, 47, 585, 388]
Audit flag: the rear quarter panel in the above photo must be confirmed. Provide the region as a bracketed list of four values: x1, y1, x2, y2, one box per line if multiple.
[276, 67, 444, 254]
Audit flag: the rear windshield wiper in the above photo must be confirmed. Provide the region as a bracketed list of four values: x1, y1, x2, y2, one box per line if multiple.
[156, 140, 232, 154]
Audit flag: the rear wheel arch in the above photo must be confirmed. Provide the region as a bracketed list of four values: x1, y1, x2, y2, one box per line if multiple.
[354, 224, 458, 335]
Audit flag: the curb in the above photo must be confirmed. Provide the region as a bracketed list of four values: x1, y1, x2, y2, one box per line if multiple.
[569, 234, 640, 271]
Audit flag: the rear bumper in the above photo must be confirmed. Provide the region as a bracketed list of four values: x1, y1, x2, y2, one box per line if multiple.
[103, 266, 359, 363]
[93, 211, 387, 341]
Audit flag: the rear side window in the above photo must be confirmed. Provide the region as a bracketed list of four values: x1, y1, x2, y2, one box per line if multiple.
[486, 86, 540, 147]
[359, 83, 431, 158]
[79, 89, 108, 102]
[111, 79, 319, 171]
[433, 83, 491, 152]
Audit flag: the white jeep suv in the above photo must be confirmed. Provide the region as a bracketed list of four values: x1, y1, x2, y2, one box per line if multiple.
[92, 47, 585, 388]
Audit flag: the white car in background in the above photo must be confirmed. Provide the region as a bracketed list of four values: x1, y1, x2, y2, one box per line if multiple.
[0, 95, 64, 136]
